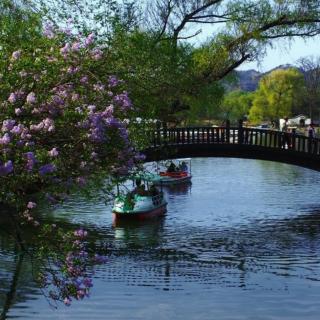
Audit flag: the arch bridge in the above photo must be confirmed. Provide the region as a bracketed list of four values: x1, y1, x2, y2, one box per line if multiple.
[143, 123, 320, 172]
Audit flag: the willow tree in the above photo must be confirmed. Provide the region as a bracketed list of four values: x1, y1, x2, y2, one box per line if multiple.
[249, 68, 305, 123]
[146, 0, 320, 81]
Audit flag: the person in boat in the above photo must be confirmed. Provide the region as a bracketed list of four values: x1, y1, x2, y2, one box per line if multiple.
[132, 179, 149, 196]
[179, 161, 188, 172]
[124, 192, 135, 210]
[167, 161, 177, 172]
[149, 183, 159, 196]
[140, 183, 148, 196]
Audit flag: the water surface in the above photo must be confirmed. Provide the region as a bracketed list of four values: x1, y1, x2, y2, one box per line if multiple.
[1, 158, 320, 319]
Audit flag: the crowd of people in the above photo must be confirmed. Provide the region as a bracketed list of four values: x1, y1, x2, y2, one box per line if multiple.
[281, 117, 316, 138]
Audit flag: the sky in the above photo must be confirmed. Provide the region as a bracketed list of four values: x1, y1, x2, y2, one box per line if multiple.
[236, 38, 320, 72]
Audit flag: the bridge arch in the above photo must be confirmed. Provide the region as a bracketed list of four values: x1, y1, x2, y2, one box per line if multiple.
[143, 126, 320, 172]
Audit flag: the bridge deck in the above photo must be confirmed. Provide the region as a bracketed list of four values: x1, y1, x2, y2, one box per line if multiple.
[143, 126, 320, 172]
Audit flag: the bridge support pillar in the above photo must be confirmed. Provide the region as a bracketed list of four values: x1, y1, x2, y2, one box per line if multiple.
[238, 119, 243, 145]
[226, 119, 230, 143]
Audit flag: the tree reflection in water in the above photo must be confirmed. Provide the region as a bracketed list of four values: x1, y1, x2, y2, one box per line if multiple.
[0, 250, 24, 320]
[0, 208, 107, 313]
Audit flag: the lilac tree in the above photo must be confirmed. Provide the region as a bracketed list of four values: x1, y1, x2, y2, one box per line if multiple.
[0, 18, 144, 305]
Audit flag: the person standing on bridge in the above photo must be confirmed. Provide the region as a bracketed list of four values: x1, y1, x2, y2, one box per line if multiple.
[307, 123, 316, 153]
[281, 117, 290, 149]
[308, 123, 316, 138]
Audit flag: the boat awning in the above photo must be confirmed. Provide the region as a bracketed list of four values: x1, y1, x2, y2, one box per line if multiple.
[133, 172, 163, 182]
[176, 158, 191, 162]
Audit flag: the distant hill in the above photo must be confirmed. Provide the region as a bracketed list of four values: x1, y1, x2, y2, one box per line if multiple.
[233, 64, 300, 92]
[236, 69, 262, 91]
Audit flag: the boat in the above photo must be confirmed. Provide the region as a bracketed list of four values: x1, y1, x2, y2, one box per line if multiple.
[112, 175, 167, 221]
[153, 158, 192, 186]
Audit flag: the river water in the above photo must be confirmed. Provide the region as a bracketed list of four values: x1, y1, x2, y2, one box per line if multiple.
[1, 158, 320, 319]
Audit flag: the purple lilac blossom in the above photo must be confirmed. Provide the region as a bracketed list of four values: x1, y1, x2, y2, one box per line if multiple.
[91, 49, 103, 60]
[11, 50, 21, 60]
[48, 148, 59, 157]
[43, 23, 55, 38]
[85, 33, 95, 46]
[8, 93, 17, 103]
[2, 120, 16, 132]
[52, 94, 65, 106]
[113, 92, 132, 110]
[76, 176, 86, 187]
[108, 75, 119, 88]
[83, 278, 93, 288]
[0, 133, 10, 145]
[102, 105, 114, 118]
[27, 201, 37, 209]
[11, 124, 24, 135]
[0, 160, 13, 176]
[15, 108, 22, 115]
[26, 92, 36, 104]
[80, 76, 89, 84]
[63, 298, 71, 306]
[135, 153, 146, 161]
[93, 83, 105, 92]
[60, 43, 71, 56]
[25, 152, 37, 171]
[39, 163, 56, 176]
[71, 42, 81, 51]
[74, 229, 88, 238]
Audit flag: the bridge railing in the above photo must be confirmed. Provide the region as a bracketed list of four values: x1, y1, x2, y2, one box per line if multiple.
[149, 125, 320, 157]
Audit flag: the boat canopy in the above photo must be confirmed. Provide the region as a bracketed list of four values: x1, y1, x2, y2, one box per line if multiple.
[175, 158, 191, 162]
[133, 172, 163, 182]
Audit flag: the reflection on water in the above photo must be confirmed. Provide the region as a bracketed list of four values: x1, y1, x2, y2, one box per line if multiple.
[1, 158, 320, 319]
[164, 182, 192, 196]
[113, 218, 165, 248]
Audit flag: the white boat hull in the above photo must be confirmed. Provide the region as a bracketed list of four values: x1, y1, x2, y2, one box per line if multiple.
[154, 175, 192, 186]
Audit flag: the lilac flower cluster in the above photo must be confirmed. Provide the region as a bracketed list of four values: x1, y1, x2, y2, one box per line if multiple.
[25, 152, 37, 171]
[113, 91, 132, 111]
[39, 228, 107, 306]
[0, 160, 13, 176]
[30, 118, 55, 132]
[39, 163, 56, 176]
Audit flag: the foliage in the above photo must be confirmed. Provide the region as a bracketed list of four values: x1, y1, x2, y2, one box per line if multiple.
[0, 0, 44, 54]
[34, 0, 140, 38]
[185, 82, 225, 124]
[104, 27, 195, 122]
[249, 68, 305, 123]
[20, 0, 320, 124]
[220, 90, 254, 122]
